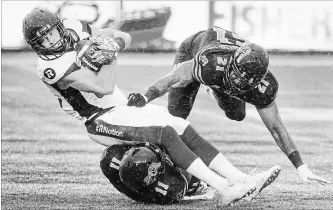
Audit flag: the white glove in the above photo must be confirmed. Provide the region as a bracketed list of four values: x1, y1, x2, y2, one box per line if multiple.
[297, 164, 331, 185]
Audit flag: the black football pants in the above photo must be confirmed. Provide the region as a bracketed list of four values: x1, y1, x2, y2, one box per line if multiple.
[168, 83, 246, 121]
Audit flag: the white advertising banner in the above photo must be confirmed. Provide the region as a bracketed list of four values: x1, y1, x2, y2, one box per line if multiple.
[1, 1, 332, 51]
[210, 1, 333, 51]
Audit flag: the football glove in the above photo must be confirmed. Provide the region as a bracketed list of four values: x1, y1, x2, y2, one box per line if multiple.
[76, 38, 116, 73]
[89, 35, 120, 52]
[88, 35, 120, 63]
[89, 49, 112, 65]
[127, 93, 148, 107]
[297, 164, 331, 185]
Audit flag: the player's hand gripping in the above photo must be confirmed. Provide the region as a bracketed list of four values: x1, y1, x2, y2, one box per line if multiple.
[127, 93, 148, 107]
[89, 35, 119, 64]
[89, 35, 120, 52]
[89, 49, 110, 65]
[297, 164, 331, 185]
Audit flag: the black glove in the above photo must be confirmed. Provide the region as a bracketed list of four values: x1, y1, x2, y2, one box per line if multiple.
[127, 93, 148, 107]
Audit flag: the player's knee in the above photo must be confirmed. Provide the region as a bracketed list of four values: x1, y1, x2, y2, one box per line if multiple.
[160, 126, 179, 147]
[225, 110, 246, 121]
[160, 126, 198, 169]
[168, 105, 190, 119]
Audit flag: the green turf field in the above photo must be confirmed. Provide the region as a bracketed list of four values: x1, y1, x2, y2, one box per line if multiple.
[1, 52, 332, 209]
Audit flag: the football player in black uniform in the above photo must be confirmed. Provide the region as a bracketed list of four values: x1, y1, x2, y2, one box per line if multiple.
[127, 26, 331, 186]
[100, 142, 214, 205]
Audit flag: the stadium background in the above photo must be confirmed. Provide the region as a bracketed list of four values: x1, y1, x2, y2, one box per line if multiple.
[1, 1, 333, 210]
[2, 1, 333, 52]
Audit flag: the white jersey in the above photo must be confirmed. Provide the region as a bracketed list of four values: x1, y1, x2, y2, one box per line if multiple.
[36, 19, 127, 123]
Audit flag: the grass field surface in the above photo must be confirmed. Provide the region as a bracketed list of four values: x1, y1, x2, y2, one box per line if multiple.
[1, 52, 333, 209]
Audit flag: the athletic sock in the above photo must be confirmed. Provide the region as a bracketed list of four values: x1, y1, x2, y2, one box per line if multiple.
[186, 158, 229, 193]
[180, 125, 220, 166]
[160, 126, 198, 169]
[209, 153, 247, 181]
[181, 125, 247, 180]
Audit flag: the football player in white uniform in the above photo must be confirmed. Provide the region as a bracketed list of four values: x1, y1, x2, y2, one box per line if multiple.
[22, 9, 282, 206]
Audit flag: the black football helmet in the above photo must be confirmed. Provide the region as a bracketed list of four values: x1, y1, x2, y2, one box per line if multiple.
[119, 143, 172, 193]
[22, 8, 71, 60]
[225, 43, 269, 94]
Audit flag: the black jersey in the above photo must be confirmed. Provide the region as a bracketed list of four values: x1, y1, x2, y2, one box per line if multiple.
[100, 144, 190, 205]
[179, 26, 278, 108]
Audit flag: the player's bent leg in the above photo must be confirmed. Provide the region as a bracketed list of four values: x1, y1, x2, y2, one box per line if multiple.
[168, 81, 201, 119]
[86, 121, 165, 147]
[85, 107, 198, 177]
[90, 108, 256, 206]
[156, 125, 257, 205]
[102, 129, 238, 204]
[180, 125, 249, 180]
[180, 124, 281, 204]
[179, 124, 261, 205]
[85, 104, 191, 147]
[225, 101, 246, 121]
[180, 125, 220, 165]
[211, 89, 246, 121]
[86, 106, 257, 205]
[168, 39, 200, 119]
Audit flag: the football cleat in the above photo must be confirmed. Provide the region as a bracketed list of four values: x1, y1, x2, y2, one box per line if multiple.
[221, 181, 257, 206]
[243, 165, 282, 202]
[183, 181, 215, 200]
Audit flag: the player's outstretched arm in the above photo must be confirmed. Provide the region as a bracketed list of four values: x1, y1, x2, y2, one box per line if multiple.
[256, 101, 331, 185]
[127, 60, 194, 107]
[127, 73, 178, 107]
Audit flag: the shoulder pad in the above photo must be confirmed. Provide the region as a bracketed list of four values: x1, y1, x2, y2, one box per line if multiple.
[63, 18, 91, 40]
[241, 71, 279, 108]
[37, 51, 78, 84]
[193, 48, 233, 85]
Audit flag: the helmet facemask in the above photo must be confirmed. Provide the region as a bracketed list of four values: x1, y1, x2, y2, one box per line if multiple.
[225, 44, 269, 95]
[29, 20, 71, 60]
[225, 56, 258, 94]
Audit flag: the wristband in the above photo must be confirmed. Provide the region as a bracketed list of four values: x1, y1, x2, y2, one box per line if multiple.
[288, 151, 304, 169]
